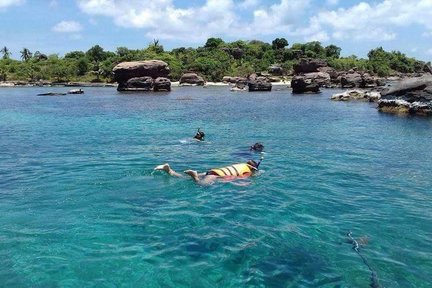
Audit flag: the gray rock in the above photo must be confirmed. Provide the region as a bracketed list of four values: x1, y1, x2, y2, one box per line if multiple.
[118, 76, 153, 91]
[378, 99, 432, 116]
[113, 60, 170, 83]
[291, 76, 320, 94]
[331, 90, 381, 102]
[247, 74, 272, 92]
[153, 77, 171, 92]
[293, 58, 328, 74]
[179, 73, 205, 86]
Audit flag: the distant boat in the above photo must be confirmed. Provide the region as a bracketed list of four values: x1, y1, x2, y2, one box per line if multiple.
[37, 88, 84, 96]
[68, 88, 84, 94]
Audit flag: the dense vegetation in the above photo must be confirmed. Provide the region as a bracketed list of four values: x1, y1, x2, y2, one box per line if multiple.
[0, 38, 428, 83]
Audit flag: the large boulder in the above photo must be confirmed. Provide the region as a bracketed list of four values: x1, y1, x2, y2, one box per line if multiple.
[153, 77, 171, 92]
[247, 74, 272, 92]
[378, 100, 432, 116]
[268, 64, 284, 76]
[303, 72, 331, 87]
[293, 58, 328, 74]
[118, 76, 153, 91]
[179, 73, 205, 86]
[340, 72, 362, 88]
[113, 60, 170, 83]
[340, 71, 383, 88]
[222, 76, 247, 84]
[378, 76, 432, 116]
[291, 76, 320, 94]
[381, 76, 432, 98]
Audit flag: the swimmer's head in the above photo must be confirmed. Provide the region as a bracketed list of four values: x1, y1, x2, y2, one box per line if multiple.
[250, 142, 264, 152]
[247, 160, 258, 169]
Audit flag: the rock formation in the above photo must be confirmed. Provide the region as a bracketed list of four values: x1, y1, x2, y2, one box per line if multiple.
[247, 73, 272, 92]
[153, 77, 171, 91]
[331, 90, 381, 102]
[378, 76, 432, 116]
[112, 60, 171, 92]
[291, 59, 330, 93]
[291, 76, 319, 94]
[293, 59, 327, 74]
[179, 73, 205, 86]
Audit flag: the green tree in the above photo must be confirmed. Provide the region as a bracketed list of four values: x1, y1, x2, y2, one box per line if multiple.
[272, 38, 288, 50]
[204, 37, 224, 49]
[1, 46, 11, 59]
[65, 51, 86, 59]
[75, 58, 89, 76]
[20, 48, 32, 62]
[325, 44, 341, 59]
[86, 45, 106, 64]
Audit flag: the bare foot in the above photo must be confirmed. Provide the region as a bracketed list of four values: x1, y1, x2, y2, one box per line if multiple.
[154, 163, 170, 173]
[184, 169, 200, 182]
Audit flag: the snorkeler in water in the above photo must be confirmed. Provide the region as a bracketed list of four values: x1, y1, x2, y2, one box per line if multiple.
[250, 142, 264, 152]
[154, 157, 263, 185]
[193, 128, 205, 141]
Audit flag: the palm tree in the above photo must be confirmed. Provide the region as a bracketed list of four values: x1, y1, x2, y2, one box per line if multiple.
[1, 46, 11, 59]
[20, 48, 32, 62]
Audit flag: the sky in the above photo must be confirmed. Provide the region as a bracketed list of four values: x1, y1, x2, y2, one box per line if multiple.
[0, 0, 431, 61]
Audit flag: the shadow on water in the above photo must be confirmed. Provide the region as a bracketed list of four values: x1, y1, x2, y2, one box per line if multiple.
[241, 246, 343, 287]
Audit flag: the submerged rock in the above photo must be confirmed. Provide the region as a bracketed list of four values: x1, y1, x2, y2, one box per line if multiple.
[331, 90, 381, 102]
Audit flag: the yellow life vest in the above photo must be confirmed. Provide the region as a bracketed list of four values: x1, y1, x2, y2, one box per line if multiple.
[209, 163, 253, 177]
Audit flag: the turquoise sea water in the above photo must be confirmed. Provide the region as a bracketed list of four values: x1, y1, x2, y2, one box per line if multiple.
[0, 86, 431, 287]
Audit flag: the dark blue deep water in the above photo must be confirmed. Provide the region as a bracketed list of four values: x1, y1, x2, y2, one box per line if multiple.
[0, 86, 431, 287]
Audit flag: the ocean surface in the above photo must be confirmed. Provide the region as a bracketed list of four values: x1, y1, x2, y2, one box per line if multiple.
[0, 86, 431, 287]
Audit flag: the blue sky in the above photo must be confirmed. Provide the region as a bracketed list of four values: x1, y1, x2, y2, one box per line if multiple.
[1, 0, 431, 61]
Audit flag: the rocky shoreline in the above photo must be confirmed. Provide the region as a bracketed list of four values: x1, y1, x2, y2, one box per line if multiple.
[0, 81, 117, 87]
[2, 57, 432, 117]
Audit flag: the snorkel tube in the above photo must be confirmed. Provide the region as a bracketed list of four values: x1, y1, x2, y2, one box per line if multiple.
[256, 154, 264, 169]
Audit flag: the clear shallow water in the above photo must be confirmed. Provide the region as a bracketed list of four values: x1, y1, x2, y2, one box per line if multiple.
[0, 86, 431, 287]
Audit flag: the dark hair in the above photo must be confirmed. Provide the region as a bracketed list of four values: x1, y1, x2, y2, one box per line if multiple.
[250, 142, 264, 152]
[247, 160, 258, 168]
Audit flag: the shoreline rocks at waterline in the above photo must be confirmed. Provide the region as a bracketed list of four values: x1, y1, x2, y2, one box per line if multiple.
[377, 100, 432, 116]
[331, 90, 381, 102]
[247, 73, 272, 92]
[378, 76, 432, 116]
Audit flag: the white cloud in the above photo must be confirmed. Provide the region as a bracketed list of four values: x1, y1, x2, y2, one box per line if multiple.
[0, 0, 24, 9]
[52, 21, 83, 33]
[298, 0, 432, 42]
[75, 0, 432, 45]
[77, 0, 310, 42]
[427, 48, 432, 55]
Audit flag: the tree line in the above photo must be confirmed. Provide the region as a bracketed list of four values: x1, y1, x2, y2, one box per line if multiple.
[0, 38, 429, 83]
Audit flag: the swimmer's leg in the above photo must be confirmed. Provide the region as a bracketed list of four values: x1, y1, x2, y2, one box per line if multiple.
[183, 170, 200, 182]
[154, 163, 183, 177]
[184, 170, 217, 185]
